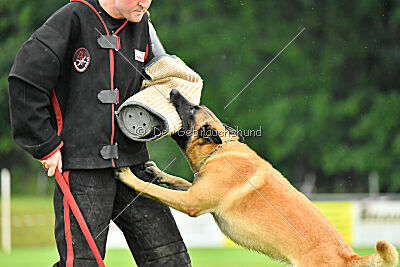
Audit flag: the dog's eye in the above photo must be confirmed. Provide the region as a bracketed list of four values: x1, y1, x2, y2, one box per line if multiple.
[190, 107, 196, 114]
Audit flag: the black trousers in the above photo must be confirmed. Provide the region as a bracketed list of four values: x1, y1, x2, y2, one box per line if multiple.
[52, 164, 191, 267]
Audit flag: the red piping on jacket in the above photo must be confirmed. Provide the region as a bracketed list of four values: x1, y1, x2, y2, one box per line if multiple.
[37, 90, 64, 161]
[144, 43, 149, 62]
[115, 20, 128, 35]
[109, 20, 128, 167]
[109, 48, 115, 145]
[51, 90, 63, 136]
[63, 171, 74, 267]
[71, 0, 110, 35]
[71, 0, 128, 168]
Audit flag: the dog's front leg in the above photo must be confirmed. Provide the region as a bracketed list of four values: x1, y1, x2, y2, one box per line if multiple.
[116, 167, 210, 217]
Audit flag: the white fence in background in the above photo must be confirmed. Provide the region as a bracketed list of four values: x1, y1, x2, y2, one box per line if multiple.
[107, 210, 223, 249]
[353, 201, 400, 247]
[1, 169, 11, 253]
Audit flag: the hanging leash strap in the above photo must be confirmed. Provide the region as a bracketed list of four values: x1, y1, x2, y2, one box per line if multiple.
[55, 170, 105, 267]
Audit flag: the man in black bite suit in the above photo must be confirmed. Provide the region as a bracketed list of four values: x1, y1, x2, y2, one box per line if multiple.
[8, 0, 191, 266]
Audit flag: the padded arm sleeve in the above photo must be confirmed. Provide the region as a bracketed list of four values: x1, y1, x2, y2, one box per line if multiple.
[9, 78, 63, 159]
[8, 5, 73, 159]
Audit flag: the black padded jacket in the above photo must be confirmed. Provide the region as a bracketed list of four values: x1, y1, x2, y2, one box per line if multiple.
[8, 0, 152, 169]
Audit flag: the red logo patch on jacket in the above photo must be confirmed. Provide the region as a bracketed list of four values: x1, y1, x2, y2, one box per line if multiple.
[73, 48, 90, 72]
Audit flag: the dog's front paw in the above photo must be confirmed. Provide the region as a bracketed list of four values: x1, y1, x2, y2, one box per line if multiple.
[115, 167, 144, 190]
[114, 167, 131, 182]
[145, 161, 162, 177]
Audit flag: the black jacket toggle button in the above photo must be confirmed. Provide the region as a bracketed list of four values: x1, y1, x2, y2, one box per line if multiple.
[100, 144, 118, 160]
[97, 35, 121, 51]
[97, 89, 119, 104]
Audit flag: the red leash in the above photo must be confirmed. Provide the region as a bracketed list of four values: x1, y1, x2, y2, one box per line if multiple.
[55, 170, 105, 267]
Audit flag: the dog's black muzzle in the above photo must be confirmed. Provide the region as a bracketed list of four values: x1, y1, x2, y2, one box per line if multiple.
[170, 89, 195, 130]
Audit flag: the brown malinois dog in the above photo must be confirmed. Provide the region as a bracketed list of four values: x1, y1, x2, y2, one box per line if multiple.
[116, 89, 398, 266]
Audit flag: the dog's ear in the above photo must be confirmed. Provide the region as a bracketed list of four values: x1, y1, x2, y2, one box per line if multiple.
[223, 123, 244, 142]
[200, 124, 222, 144]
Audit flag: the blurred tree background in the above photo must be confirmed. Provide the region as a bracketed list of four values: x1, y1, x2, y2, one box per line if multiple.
[0, 0, 399, 194]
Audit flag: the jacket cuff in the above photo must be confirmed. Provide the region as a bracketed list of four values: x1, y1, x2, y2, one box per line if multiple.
[37, 141, 64, 161]
[30, 134, 64, 160]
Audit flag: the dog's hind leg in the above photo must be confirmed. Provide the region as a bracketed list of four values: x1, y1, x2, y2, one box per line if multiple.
[145, 161, 192, 191]
[116, 167, 212, 217]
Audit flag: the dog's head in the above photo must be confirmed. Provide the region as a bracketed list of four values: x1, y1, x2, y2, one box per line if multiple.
[170, 89, 244, 153]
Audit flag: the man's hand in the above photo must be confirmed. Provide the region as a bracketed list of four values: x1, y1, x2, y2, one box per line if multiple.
[40, 150, 62, 177]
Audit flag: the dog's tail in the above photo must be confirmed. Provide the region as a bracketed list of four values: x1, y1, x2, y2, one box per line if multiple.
[347, 240, 398, 267]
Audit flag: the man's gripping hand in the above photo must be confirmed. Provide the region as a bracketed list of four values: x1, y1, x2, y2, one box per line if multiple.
[40, 150, 62, 177]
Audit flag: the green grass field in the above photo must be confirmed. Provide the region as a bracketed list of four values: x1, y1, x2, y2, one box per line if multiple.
[0, 247, 380, 267]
